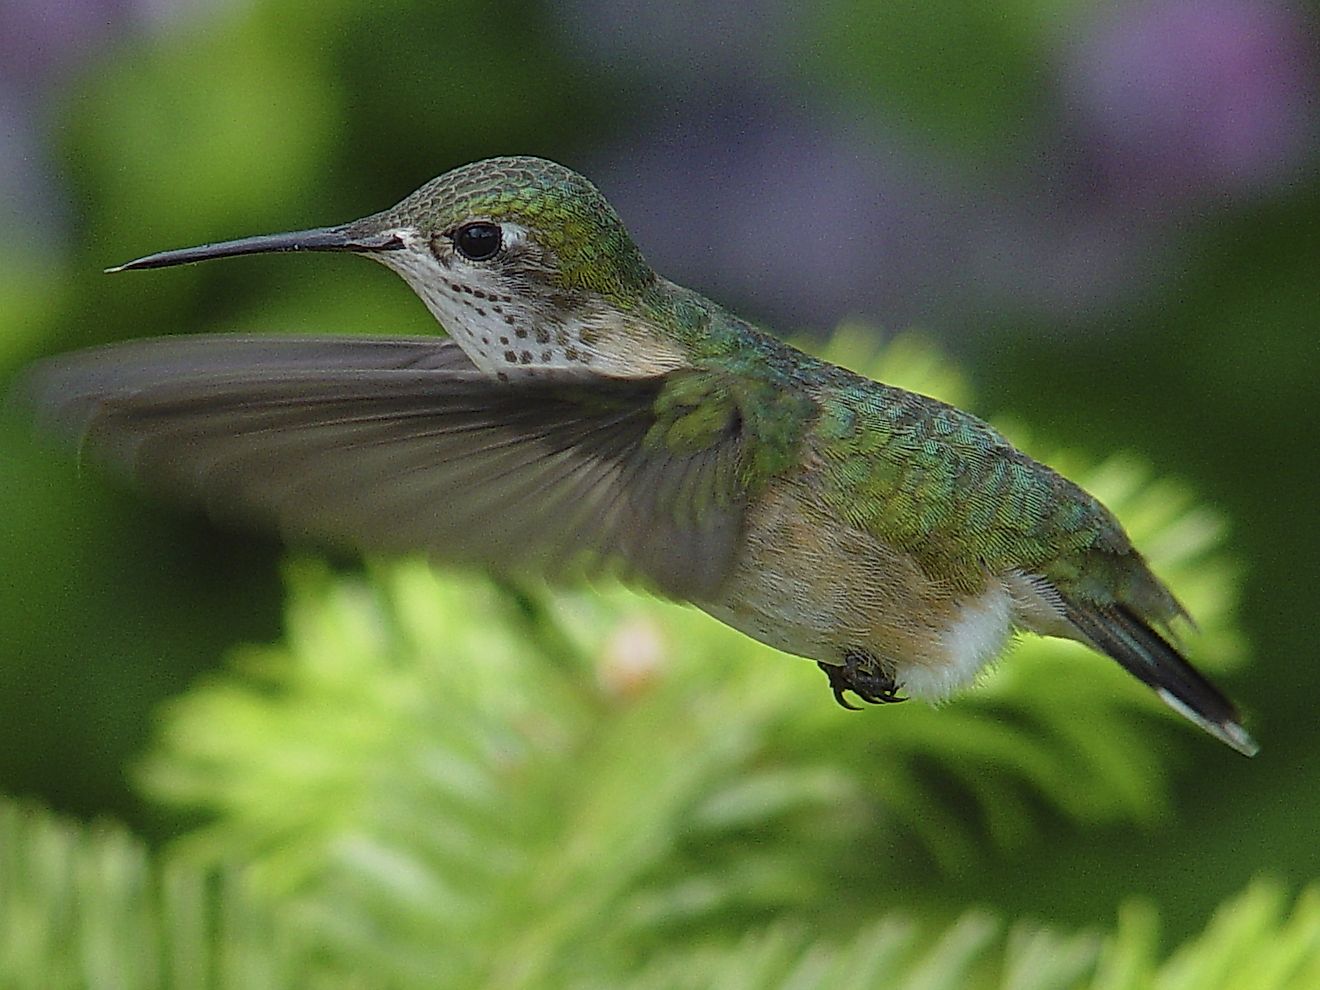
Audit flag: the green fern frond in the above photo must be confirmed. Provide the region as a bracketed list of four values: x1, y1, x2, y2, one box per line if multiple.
[621, 882, 1320, 990]
[1094, 883, 1320, 990]
[4, 799, 1314, 990]
[0, 800, 341, 990]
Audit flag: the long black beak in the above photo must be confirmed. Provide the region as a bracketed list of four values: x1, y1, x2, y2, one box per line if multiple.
[105, 224, 407, 273]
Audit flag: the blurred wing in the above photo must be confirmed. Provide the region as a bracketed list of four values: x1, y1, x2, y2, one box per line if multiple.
[18, 335, 748, 599]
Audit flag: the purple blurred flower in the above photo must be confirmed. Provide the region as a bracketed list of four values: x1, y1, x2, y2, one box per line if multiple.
[558, 0, 798, 87]
[587, 98, 975, 333]
[1066, 0, 1318, 202]
[565, 0, 1320, 332]
[0, 0, 127, 88]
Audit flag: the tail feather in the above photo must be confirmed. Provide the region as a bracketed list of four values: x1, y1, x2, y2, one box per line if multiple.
[1064, 601, 1258, 756]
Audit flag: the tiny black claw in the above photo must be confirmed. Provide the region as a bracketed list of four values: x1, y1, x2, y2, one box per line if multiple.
[818, 651, 906, 709]
[829, 681, 862, 711]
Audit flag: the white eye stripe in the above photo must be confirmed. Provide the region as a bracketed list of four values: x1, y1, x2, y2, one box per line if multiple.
[498, 222, 530, 251]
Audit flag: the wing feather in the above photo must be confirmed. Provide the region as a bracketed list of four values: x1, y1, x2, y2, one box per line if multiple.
[18, 335, 749, 599]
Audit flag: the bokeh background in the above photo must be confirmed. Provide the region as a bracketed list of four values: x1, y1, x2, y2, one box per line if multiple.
[1, 0, 1318, 985]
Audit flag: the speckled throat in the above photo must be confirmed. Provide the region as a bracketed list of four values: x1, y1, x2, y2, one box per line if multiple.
[371, 226, 688, 379]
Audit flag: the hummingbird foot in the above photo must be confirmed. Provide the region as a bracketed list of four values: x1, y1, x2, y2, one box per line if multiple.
[819, 651, 906, 710]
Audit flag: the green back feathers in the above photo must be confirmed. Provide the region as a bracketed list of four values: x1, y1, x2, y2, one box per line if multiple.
[812, 374, 1179, 616]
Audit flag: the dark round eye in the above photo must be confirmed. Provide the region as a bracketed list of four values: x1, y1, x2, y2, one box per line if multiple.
[453, 221, 502, 261]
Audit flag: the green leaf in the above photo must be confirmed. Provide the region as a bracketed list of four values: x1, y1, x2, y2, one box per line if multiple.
[0, 800, 350, 989]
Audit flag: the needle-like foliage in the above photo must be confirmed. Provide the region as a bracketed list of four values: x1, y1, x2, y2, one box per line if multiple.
[2, 800, 1315, 989]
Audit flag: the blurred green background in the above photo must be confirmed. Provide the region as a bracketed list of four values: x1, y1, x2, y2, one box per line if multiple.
[1, 0, 1318, 985]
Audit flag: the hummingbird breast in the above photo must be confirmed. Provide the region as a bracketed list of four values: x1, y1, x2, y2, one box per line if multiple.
[698, 475, 1023, 699]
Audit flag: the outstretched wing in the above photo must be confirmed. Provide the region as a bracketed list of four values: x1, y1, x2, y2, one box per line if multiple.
[18, 334, 750, 599]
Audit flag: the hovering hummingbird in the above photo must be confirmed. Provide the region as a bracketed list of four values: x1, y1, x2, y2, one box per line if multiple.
[21, 156, 1257, 755]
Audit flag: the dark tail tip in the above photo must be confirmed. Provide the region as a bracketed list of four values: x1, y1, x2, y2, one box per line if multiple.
[1151, 685, 1259, 757]
[1066, 602, 1258, 757]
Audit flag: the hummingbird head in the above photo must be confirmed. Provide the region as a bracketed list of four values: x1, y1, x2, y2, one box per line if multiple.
[110, 157, 688, 378]
[360, 157, 681, 376]
[376, 156, 655, 296]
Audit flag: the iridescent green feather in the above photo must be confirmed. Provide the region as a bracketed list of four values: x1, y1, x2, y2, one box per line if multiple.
[809, 369, 1182, 620]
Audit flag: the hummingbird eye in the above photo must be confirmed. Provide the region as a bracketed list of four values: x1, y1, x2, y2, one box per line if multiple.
[452, 221, 503, 262]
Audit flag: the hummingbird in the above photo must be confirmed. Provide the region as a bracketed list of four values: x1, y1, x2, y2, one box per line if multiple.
[20, 155, 1257, 756]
